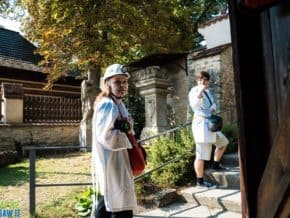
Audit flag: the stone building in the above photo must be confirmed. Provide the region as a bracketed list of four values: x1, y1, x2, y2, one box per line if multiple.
[128, 14, 236, 137]
[0, 27, 82, 165]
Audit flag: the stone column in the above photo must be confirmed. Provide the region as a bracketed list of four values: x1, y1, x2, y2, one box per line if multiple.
[135, 66, 172, 138]
[79, 65, 100, 151]
[1, 83, 24, 123]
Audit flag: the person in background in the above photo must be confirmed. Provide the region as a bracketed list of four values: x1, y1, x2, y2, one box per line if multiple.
[188, 71, 229, 188]
[91, 63, 136, 218]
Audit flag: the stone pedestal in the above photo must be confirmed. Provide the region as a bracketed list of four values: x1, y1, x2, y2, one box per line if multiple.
[1, 83, 24, 123]
[135, 66, 172, 138]
[79, 65, 100, 151]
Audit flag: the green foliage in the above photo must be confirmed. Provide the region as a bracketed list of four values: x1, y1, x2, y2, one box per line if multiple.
[222, 122, 238, 154]
[147, 128, 195, 187]
[0, 0, 24, 19]
[124, 83, 145, 139]
[18, 0, 196, 82]
[0, 201, 20, 209]
[2, 0, 228, 83]
[74, 188, 94, 217]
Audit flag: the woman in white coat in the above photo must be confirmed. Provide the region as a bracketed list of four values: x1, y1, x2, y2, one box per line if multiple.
[91, 64, 137, 218]
[188, 71, 229, 189]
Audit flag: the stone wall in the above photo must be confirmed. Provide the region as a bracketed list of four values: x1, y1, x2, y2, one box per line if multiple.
[165, 61, 190, 125]
[0, 123, 80, 151]
[130, 45, 236, 135]
[187, 45, 236, 123]
[187, 52, 223, 115]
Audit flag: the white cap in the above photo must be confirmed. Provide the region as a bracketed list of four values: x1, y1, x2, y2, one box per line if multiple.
[103, 64, 130, 81]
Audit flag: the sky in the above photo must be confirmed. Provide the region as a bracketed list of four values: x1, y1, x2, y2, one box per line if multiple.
[0, 17, 20, 32]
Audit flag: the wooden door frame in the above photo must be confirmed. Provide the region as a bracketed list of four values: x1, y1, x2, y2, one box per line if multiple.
[229, 1, 290, 217]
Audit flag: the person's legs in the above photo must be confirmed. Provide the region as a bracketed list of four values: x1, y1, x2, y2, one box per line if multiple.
[212, 132, 229, 170]
[195, 143, 215, 188]
[94, 196, 111, 218]
[195, 142, 211, 177]
[194, 158, 205, 178]
[111, 210, 133, 218]
[213, 145, 227, 162]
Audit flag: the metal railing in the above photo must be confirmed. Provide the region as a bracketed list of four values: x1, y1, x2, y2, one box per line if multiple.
[23, 121, 193, 218]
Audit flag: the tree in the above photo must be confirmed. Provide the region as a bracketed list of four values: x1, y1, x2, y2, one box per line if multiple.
[1, 0, 227, 83]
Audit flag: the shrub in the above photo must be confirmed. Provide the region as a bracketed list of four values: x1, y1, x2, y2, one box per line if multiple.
[222, 122, 238, 154]
[124, 83, 145, 139]
[147, 128, 195, 188]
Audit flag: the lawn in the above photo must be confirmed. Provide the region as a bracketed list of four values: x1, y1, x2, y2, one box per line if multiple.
[0, 152, 92, 218]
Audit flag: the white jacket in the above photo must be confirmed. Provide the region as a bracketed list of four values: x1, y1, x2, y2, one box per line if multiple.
[188, 86, 217, 143]
[91, 97, 137, 212]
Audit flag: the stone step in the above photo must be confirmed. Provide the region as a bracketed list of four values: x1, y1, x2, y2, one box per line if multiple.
[134, 202, 242, 218]
[221, 152, 239, 167]
[179, 187, 241, 213]
[205, 167, 240, 189]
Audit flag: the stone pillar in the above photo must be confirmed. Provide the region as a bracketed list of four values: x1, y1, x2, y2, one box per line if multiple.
[1, 83, 24, 123]
[79, 65, 100, 151]
[135, 66, 172, 138]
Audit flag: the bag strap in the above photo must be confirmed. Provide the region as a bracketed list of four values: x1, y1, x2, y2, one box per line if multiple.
[203, 90, 213, 106]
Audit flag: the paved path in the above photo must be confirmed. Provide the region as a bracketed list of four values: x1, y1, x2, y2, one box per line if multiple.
[134, 186, 242, 218]
[134, 202, 241, 218]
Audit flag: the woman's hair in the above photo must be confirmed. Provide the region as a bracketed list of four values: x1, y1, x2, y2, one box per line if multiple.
[196, 71, 210, 80]
[94, 80, 111, 106]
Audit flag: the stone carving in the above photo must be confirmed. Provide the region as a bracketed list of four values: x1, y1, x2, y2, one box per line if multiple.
[81, 80, 95, 123]
[79, 66, 100, 151]
[135, 66, 169, 81]
[146, 95, 156, 125]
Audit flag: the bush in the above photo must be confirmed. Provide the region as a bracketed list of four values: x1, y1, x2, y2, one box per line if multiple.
[222, 122, 238, 154]
[124, 83, 145, 139]
[147, 128, 195, 188]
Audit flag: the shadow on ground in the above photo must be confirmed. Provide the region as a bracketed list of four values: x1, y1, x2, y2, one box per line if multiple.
[0, 166, 29, 186]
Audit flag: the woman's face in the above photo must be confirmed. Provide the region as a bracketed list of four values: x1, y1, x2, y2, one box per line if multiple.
[197, 76, 209, 87]
[108, 75, 129, 98]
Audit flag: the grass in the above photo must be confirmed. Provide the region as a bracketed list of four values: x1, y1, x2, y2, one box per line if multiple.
[0, 152, 92, 218]
[0, 150, 184, 217]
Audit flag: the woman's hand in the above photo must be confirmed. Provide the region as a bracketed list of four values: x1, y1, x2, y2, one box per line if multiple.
[197, 85, 207, 98]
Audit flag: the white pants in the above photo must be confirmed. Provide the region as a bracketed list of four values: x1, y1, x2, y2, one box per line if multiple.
[195, 131, 229, 160]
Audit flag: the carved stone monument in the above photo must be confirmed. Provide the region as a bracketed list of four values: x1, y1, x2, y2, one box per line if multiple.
[79, 65, 100, 151]
[135, 66, 172, 138]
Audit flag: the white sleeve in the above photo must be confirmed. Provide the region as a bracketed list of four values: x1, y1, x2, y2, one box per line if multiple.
[93, 100, 132, 151]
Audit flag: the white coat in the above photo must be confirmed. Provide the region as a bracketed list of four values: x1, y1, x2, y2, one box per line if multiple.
[188, 85, 217, 143]
[91, 96, 137, 212]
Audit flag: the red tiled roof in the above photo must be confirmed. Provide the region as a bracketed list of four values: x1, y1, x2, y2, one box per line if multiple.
[189, 43, 231, 60]
[198, 14, 229, 29]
